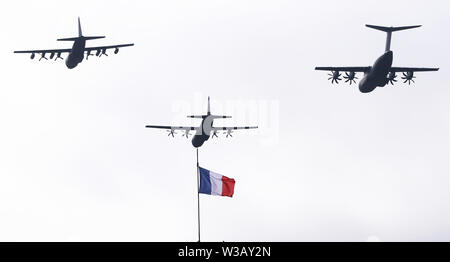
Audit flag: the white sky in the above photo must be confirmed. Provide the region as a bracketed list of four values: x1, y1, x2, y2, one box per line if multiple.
[0, 0, 449, 241]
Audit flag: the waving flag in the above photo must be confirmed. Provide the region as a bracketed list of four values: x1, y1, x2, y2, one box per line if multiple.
[198, 167, 235, 197]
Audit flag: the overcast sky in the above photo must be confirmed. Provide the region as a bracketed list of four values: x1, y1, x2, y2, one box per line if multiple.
[0, 0, 449, 241]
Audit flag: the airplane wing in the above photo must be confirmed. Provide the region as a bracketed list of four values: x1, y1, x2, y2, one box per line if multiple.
[211, 126, 258, 137]
[14, 48, 72, 54]
[145, 125, 199, 131]
[315, 67, 371, 72]
[14, 48, 72, 60]
[212, 126, 258, 131]
[390, 67, 439, 72]
[85, 44, 134, 55]
[388, 67, 439, 85]
[145, 125, 199, 137]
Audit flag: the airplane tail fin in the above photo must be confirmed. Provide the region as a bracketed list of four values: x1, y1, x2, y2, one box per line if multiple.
[207, 96, 211, 115]
[187, 97, 210, 118]
[365, 24, 422, 52]
[186, 97, 231, 119]
[57, 17, 105, 41]
[78, 17, 82, 37]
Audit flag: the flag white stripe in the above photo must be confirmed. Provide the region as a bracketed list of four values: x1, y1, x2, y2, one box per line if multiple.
[209, 171, 223, 196]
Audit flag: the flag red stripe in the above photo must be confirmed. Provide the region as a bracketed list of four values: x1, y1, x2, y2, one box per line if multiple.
[221, 176, 235, 197]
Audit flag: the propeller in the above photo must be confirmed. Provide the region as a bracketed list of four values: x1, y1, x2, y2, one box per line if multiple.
[99, 49, 108, 57]
[387, 72, 397, 85]
[401, 72, 415, 85]
[55, 52, 63, 61]
[224, 129, 233, 138]
[182, 129, 191, 138]
[212, 130, 219, 138]
[167, 130, 177, 137]
[39, 53, 48, 61]
[86, 50, 93, 60]
[327, 71, 342, 84]
[343, 72, 358, 85]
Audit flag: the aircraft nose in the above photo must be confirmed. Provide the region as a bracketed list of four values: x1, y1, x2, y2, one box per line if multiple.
[192, 141, 202, 148]
[192, 136, 204, 148]
[358, 76, 376, 93]
[65, 59, 76, 69]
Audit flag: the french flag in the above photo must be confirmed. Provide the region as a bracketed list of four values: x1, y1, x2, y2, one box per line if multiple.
[199, 167, 235, 197]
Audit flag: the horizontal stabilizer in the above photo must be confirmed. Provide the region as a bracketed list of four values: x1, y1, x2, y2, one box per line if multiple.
[211, 115, 232, 119]
[366, 24, 421, 32]
[187, 115, 232, 119]
[57, 36, 105, 41]
[83, 36, 105, 40]
[57, 37, 80, 41]
[187, 115, 207, 119]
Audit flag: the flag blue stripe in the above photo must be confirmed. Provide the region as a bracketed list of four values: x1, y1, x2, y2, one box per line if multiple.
[199, 167, 211, 195]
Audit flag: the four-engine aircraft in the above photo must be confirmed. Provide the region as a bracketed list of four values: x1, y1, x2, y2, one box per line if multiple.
[14, 18, 134, 69]
[145, 97, 258, 148]
[315, 24, 439, 93]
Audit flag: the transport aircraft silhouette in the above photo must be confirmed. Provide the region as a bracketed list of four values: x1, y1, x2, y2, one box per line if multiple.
[145, 97, 258, 148]
[14, 18, 134, 69]
[315, 24, 439, 93]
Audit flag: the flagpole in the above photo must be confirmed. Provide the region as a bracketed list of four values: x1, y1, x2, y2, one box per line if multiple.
[196, 148, 201, 242]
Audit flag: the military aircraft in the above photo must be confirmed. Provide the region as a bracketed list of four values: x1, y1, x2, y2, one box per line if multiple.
[14, 18, 134, 69]
[315, 24, 439, 93]
[145, 97, 258, 148]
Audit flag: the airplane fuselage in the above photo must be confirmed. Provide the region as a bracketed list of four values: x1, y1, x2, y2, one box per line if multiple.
[358, 51, 393, 93]
[191, 116, 215, 148]
[65, 39, 86, 69]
